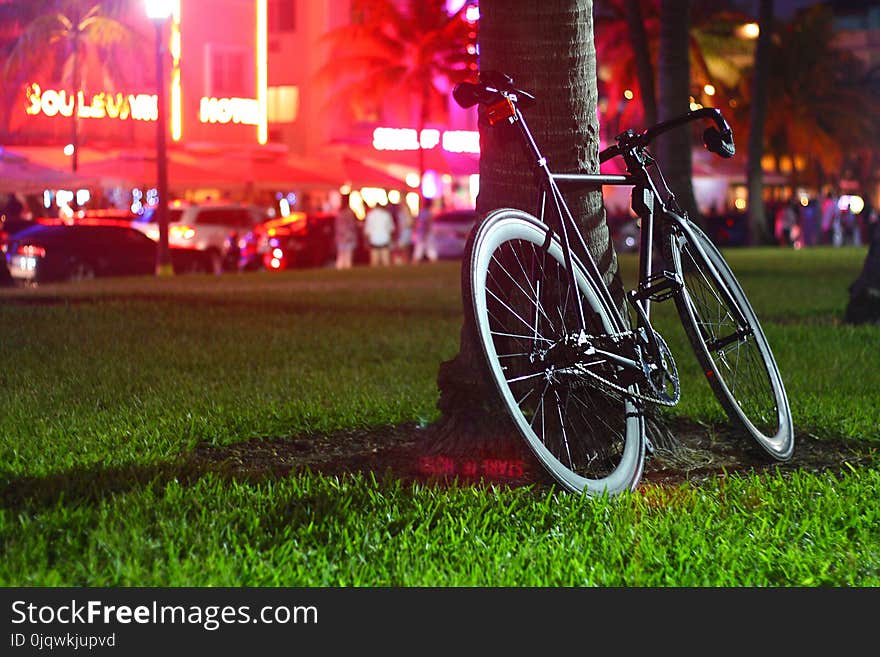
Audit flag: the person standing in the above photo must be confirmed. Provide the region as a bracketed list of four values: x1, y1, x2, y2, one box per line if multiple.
[363, 201, 394, 266]
[775, 198, 799, 247]
[334, 193, 358, 270]
[412, 197, 438, 263]
[391, 198, 414, 265]
[820, 191, 840, 246]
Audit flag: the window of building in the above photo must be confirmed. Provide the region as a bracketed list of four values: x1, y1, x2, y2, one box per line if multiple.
[268, 0, 296, 32]
[206, 45, 251, 97]
[267, 85, 299, 123]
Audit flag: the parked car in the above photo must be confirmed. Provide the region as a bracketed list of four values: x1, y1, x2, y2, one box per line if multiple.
[238, 211, 368, 272]
[133, 202, 268, 273]
[1, 216, 39, 285]
[432, 208, 478, 259]
[4, 221, 211, 285]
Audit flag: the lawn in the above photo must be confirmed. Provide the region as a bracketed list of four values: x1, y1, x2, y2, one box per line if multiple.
[1, 246, 878, 586]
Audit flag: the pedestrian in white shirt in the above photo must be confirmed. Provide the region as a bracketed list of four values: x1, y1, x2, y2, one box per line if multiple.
[364, 201, 395, 266]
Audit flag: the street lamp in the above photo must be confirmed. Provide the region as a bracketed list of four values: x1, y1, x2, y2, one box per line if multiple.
[145, 0, 173, 276]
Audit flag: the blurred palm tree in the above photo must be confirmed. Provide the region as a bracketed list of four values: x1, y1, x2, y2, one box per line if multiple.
[594, 0, 752, 134]
[761, 5, 878, 192]
[1, 0, 141, 172]
[315, 0, 477, 192]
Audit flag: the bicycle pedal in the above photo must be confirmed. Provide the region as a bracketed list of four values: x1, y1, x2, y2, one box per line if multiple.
[633, 271, 682, 303]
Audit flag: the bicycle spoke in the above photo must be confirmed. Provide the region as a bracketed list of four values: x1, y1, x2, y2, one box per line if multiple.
[489, 248, 556, 332]
[506, 370, 547, 385]
[553, 388, 574, 469]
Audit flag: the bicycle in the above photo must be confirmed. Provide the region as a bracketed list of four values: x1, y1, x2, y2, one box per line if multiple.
[452, 71, 794, 497]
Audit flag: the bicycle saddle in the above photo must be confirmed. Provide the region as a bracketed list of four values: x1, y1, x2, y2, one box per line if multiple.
[453, 71, 536, 108]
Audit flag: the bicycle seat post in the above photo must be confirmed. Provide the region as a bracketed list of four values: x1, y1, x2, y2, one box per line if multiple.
[633, 186, 656, 319]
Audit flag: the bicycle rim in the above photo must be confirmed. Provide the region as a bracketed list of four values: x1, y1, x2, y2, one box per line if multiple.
[468, 209, 645, 496]
[668, 222, 794, 460]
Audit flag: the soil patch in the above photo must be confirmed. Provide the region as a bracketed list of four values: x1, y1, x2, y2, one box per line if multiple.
[192, 420, 878, 490]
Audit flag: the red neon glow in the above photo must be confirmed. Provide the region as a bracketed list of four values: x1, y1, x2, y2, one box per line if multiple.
[417, 455, 527, 479]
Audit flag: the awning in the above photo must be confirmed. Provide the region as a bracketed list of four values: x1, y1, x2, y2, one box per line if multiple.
[74, 152, 235, 188]
[339, 155, 410, 189]
[0, 147, 98, 193]
[173, 150, 341, 190]
[7, 146, 344, 191]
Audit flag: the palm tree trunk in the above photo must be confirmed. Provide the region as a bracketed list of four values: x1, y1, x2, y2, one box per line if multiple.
[427, 0, 627, 459]
[624, 0, 657, 127]
[747, 0, 774, 245]
[655, 0, 700, 223]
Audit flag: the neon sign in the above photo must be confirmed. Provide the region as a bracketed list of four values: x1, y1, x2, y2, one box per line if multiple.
[442, 130, 480, 153]
[372, 127, 480, 154]
[25, 84, 157, 121]
[198, 97, 259, 125]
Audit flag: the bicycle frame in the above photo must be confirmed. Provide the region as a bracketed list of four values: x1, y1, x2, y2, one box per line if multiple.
[508, 103, 748, 345]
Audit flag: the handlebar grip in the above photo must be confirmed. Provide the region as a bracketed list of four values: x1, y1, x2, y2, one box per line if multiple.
[703, 126, 735, 159]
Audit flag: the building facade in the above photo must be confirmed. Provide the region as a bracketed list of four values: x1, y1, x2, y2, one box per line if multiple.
[1, 0, 480, 214]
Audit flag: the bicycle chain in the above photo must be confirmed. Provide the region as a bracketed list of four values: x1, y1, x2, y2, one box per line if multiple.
[561, 332, 681, 408]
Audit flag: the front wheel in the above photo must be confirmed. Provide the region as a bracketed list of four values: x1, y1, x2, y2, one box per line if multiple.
[468, 209, 645, 496]
[667, 221, 794, 460]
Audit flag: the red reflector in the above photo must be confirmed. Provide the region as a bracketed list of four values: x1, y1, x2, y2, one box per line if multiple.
[486, 98, 516, 126]
[706, 370, 715, 378]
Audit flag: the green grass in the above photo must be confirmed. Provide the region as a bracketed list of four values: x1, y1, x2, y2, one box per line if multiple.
[1, 246, 878, 586]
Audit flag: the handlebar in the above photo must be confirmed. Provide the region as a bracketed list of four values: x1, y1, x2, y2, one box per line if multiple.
[452, 72, 735, 161]
[600, 107, 735, 162]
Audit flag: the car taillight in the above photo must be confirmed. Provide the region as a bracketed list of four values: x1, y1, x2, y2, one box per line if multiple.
[171, 225, 195, 240]
[17, 244, 46, 258]
[264, 250, 285, 270]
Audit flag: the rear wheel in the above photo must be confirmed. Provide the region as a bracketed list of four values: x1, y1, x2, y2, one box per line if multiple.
[468, 209, 645, 496]
[667, 221, 794, 460]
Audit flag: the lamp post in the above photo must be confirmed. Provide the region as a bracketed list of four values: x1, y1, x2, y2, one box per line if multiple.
[145, 0, 173, 276]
